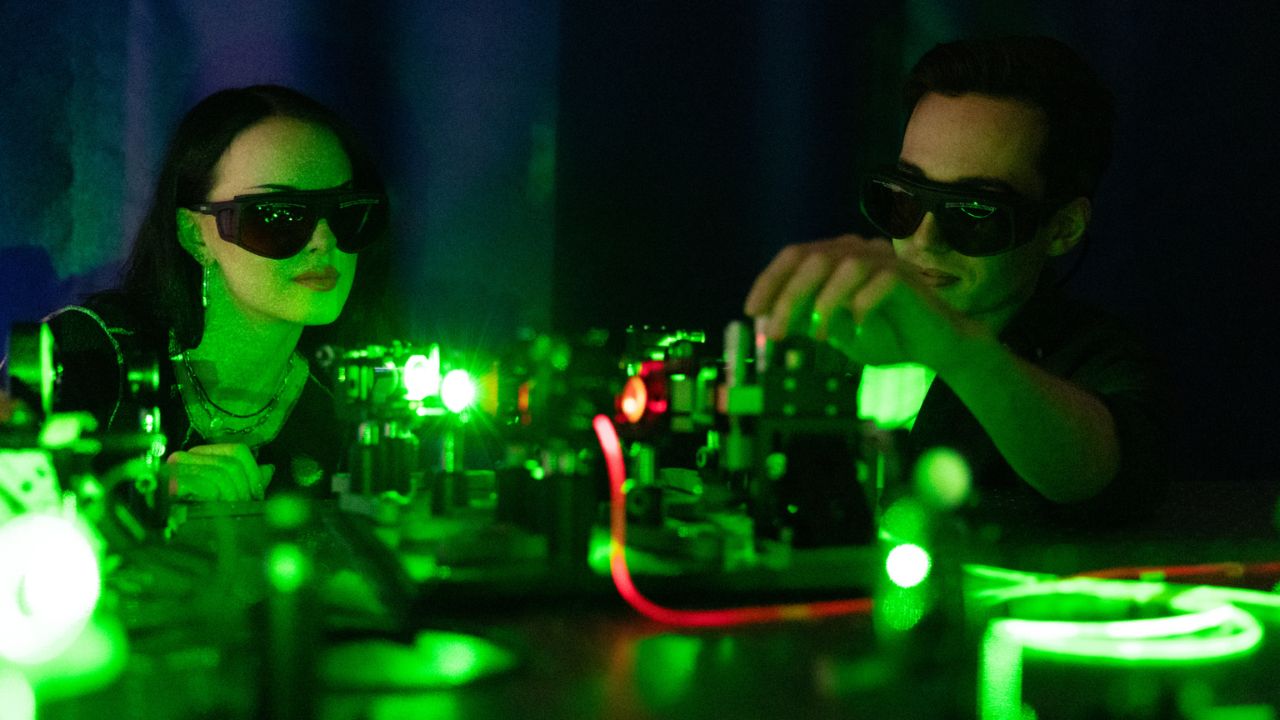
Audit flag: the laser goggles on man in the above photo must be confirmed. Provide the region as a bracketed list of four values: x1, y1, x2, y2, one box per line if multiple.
[187, 188, 387, 260]
[859, 168, 1057, 257]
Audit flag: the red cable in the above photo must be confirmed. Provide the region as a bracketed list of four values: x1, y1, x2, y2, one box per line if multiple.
[1075, 561, 1280, 582]
[592, 414, 872, 627]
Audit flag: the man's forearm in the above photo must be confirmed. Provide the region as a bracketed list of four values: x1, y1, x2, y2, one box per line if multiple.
[938, 333, 1121, 503]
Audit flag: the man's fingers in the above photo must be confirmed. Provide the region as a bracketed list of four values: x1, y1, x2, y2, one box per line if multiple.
[744, 244, 806, 316]
[849, 270, 900, 323]
[813, 257, 878, 340]
[765, 252, 839, 340]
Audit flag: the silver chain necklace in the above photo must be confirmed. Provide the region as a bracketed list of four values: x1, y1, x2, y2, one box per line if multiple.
[178, 350, 296, 436]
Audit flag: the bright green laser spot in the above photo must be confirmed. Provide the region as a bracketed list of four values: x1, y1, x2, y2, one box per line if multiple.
[0, 668, 35, 720]
[267, 543, 308, 594]
[914, 447, 972, 510]
[415, 631, 517, 686]
[441, 369, 476, 414]
[404, 348, 441, 401]
[886, 543, 931, 589]
[0, 514, 102, 665]
[523, 459, 546, 481]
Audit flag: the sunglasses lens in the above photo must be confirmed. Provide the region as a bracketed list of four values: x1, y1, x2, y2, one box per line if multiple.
[239, 201, 316, 259]
[862, 178, 924, 238]
[329, 198, 384, 253]
[936, 202, 1013, 256]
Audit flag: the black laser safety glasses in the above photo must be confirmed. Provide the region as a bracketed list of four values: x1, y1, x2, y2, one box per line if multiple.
[859, 168, 1057, 257]
[187, 189, 387, 260]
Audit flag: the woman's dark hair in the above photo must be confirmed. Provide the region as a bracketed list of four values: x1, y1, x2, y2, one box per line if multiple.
[114, 84, 397, 351]
[903, 36, 1116, 201]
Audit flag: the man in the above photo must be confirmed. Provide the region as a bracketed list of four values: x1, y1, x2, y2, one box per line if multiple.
[745, 36, 1166, 528]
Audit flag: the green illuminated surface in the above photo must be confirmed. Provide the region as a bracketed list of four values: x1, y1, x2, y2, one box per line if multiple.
[23, 614, 129, 702]
[857, 363, 936, 430]
[635, 634, 702, 708]
[0, 514, 102, 665]
[441, 369, 477, 414]
[975, 578, 1265, 666]
[979, 624, 1025, 720]
[321, 631, 517, 689]
[975, 576, 1274, 719]
[885, 543, 931, 589]
[878, 584, 928, 632]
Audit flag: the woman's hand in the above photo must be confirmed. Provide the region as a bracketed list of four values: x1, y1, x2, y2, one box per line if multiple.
[166, 443, 274, 501]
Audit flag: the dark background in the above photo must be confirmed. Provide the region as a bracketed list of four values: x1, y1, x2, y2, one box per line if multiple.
[2, 1, 1277, 486]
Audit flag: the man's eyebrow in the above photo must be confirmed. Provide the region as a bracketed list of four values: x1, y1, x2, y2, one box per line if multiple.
[895, 161, 1018, 194]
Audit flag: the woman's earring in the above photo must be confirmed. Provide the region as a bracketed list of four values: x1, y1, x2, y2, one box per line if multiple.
[202, 264, 210, 308]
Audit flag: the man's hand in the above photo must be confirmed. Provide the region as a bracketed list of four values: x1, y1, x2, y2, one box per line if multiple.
[166, 444, 274, 501]
[744, 234, 980, 370]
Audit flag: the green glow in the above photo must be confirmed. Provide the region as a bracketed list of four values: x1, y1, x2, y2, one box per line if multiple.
[433, 637, 480, 679]
[0, 514, 101, 665]
[975, 578, 1273, 719]
[979, 624, 1025, 720]
[635, 634, 702, 707]
[913, 447, 972, 509]
[857, 363, 936, 430]
[654, 330, 705, 348]
[403, 348, 442, 401]
[975, 578, 1265, 666]
[0, 669, 35, 720]
[441, 369, 476, 414]
[414, 627, 509, 681]
[885, 543, 931, 588]
[264, 494, 310, 530]
[320, 632, 517, 689]
[21, 614, 129, 702]
[523, 459, 546, 481]
[878, 585, 928, 632]
[267, 543, 308, 594]
[880, 498, 927, 543]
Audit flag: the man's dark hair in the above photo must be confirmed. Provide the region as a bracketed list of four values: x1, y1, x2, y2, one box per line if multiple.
[112, 85, 397, 351]
[904, 36, 1115, 201]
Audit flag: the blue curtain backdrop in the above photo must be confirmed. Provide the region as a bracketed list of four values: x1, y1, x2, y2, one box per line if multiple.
[1, 1, 1277, 482]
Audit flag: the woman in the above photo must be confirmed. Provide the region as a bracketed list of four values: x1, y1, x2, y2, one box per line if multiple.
[46, 85, 395, 502]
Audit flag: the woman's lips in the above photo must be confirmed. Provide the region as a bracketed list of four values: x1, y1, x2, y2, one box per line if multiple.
[293, 267, 339, 291]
